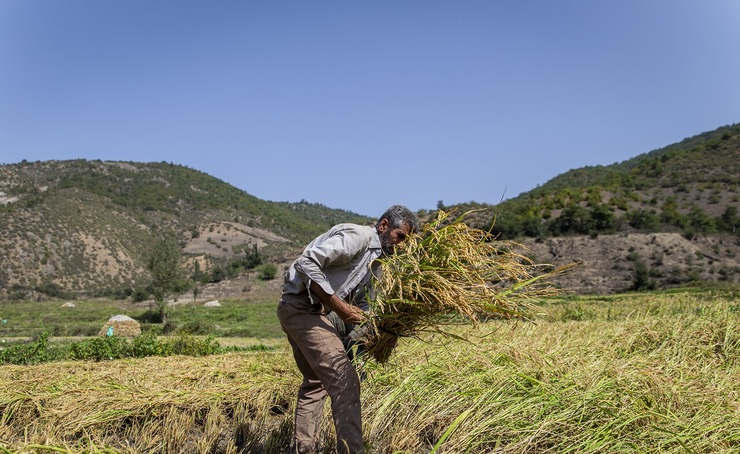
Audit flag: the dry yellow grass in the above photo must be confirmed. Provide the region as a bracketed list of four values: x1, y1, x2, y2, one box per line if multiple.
[1, 291, 738, 453]
[0, 350, 299, 453]
[2, 291, 737, 453]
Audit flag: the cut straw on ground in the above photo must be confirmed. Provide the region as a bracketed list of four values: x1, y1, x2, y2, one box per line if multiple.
[1, 292, 738, 453]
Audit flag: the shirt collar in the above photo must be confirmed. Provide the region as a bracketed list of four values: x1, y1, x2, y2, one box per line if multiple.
[369, 227, 382, 250]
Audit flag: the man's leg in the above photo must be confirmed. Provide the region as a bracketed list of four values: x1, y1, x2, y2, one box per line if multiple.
[278, 294, 364, 454]
[285, 333, 327, 453]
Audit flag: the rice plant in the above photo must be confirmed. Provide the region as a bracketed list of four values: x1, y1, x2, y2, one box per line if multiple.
[1, 291, 737, 453]
[364, 210, 577, 363]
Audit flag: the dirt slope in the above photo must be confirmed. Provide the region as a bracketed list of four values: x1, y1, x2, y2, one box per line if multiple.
[522, 233, 740, 294]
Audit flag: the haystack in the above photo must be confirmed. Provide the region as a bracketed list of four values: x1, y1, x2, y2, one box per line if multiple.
[98, 315, 141, 337]
[203, 300, 221, 307]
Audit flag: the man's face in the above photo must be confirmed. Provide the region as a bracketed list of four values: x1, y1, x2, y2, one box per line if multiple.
[378, 219, 412, 256]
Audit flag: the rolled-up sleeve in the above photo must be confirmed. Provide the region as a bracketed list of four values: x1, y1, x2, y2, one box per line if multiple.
[293, 227, 367, 296]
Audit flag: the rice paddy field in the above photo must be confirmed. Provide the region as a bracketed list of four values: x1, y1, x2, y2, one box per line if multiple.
[1, 289, 738, 453]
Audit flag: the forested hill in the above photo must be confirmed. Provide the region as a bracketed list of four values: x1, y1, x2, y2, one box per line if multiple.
[437, 123, 740, 293]
[0, 160, 371, 299]
[1, 123, 739, 299]
[463, 123, 740, 239]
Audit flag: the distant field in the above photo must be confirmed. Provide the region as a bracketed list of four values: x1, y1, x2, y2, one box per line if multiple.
[1, 289, 738, 453]
[0, 295, 284, 341]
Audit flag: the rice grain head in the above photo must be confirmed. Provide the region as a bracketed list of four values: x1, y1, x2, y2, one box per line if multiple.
[365, 210, 577, 363]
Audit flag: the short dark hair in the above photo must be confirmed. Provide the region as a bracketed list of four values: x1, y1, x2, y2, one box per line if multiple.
[377, 205, 420, 233]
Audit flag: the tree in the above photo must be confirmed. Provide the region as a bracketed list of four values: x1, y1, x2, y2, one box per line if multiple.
[191, 260, 205, 283]
[660, 196, 686, 229]
[718, 206, 738, 234]
[521, 212, 544, 238]
[549, 204, 591, 235]
[147, 234, 183, 324]
[243, 244, 263, 269]
[687, 206, 716, 233]
[588, 204, 616, 233]
[630, 256, 656, 291]
[627, 209, 659, 231]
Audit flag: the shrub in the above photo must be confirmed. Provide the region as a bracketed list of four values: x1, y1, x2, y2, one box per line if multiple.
[177, 320, 216, 335]
[170, 335, 221, 356]
[131, 287, 150, 302]
[257, 263, 277, 280]
[627, 209, 659, 231]
[129, 331, 171, 357]
[36, 282, 75, 300]
[69, 336, 128, 361]
[0, 332, 51, 365]
[631, 259, 656, 291]
[1, 331, 226, 365]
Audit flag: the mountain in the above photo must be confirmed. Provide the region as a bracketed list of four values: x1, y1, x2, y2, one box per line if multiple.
[437, 123, 740, 293]
[1, 123, 739, 299]
[0, 160, 372, 300]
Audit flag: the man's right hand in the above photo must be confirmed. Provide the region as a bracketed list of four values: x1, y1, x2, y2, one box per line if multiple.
[330, 295, 364, 324]
[309, 281, 365, 324]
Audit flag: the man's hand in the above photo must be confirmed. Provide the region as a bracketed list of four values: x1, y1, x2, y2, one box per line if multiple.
[329, 294, 364, 324]
[309, 281, 365, 324]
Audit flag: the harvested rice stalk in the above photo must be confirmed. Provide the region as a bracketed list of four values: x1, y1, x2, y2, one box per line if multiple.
[362, 210, 577, 363]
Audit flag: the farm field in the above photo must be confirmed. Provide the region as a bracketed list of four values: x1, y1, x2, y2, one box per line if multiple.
[1, 289, 739, 453]
[0, 296, 284, 341]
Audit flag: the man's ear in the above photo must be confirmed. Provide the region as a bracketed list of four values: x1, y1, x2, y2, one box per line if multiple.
[377, 218, 388, 233]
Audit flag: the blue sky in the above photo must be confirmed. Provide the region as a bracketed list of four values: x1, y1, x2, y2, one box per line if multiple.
[2, 1, 739, 217]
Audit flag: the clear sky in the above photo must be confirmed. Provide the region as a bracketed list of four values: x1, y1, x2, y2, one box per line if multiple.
[2, 1, 739, 217]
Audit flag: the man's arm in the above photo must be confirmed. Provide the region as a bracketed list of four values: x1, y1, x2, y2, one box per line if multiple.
[294, 227, 360, 296]
[309, 281, 364, 324]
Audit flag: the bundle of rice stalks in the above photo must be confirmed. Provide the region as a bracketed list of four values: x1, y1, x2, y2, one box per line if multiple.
[363, 210, 577, 363]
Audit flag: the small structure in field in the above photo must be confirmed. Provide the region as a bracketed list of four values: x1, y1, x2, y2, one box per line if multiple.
[98, 315, 141, 337]
[204, 300, 221, 307]
[61, 302, 76, 308]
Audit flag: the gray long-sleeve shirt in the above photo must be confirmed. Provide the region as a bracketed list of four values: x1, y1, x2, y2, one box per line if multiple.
[282, 223, 381, 310]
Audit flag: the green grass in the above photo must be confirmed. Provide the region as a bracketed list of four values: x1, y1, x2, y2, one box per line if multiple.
[0, 299, 135, 338]
[165, 298, 282, 338]
[541, 286, 740, 321]
[0, 297, 284, 342]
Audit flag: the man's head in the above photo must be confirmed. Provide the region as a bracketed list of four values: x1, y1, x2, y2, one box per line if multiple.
[376, 205, 420, 256]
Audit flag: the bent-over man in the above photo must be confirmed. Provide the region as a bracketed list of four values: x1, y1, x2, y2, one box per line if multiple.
[277, 205, 420, 453]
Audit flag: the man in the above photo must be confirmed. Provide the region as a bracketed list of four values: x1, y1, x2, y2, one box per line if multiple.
[277, 205, 420, 454]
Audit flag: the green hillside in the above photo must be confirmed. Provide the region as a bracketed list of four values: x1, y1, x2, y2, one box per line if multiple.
[482, 123, 740, 239]
[0, 159, 371, 299]
[2, 123, 739, 299]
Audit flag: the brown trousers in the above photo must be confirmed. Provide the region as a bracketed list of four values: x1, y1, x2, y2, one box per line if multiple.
[277, 292, 364, 454]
